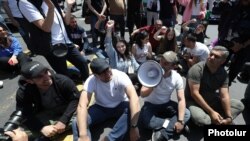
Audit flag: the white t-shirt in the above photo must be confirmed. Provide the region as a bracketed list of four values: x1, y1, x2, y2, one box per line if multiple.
[8, 0, 23, 18]
[134, 42, 150, 64]
[19, 0, 71, 45]
[191, 0, 207, 16]
[186, 42, 210, 62]
[144, 70, 184, 104]
[83, 69, 131, 108]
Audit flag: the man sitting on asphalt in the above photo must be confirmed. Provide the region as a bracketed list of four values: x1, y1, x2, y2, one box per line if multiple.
[185, 46, 244, 126]
[14, 61, 80, 140]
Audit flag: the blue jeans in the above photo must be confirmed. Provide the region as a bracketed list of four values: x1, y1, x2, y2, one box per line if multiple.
[72, 102, 130, 141]
[139, 101, 190, 140]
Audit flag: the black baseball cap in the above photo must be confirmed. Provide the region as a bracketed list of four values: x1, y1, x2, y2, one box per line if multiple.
[90, 58, 109, 74]
[21, 61, 49, 78]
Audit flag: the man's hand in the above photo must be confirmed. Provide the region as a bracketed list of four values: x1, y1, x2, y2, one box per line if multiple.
[220, 118, 233, 125]
[54, 121, 66, 134]
[4, 128, 28, 141]
[129, 127, 140, 141]
[97, 14, 106, 21]
[41, 125, 58, 137]
[8, 56, 18, 66]
[210, 111, 223, 125]
[174, 122, 184, 134]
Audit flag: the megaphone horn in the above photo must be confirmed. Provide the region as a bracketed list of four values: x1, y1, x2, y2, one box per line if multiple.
[137, 60, 164, 87]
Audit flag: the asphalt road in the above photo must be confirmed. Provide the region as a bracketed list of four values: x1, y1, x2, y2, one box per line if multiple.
[0, 4, 248, 141]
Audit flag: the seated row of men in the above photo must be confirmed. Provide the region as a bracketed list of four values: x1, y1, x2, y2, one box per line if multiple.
[3, 46, 244, 141]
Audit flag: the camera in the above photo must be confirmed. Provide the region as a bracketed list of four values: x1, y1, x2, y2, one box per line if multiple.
[0, 111, 23, 141]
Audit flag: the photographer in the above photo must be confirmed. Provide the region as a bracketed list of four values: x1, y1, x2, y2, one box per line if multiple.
[217, 0, 250, 85]
[4, 128, 28, 141]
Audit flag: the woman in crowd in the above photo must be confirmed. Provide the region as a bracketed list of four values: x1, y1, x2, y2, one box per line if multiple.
[154, 26, 178, 55]
[0, 25, 30, 73]
[132, 30, 153, 64]
[104, 20, 141, 92]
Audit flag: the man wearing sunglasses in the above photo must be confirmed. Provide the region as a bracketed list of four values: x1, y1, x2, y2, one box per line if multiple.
[11, 61, 80, 140]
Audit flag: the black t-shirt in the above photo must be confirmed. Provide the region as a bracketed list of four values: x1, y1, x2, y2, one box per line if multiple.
[90, 0, 104, 15]
[127, 0, 142, 13]
[159, 0, 176, 19]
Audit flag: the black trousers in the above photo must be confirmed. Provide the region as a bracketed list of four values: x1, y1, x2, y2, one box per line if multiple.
[0, 52, 30, 72]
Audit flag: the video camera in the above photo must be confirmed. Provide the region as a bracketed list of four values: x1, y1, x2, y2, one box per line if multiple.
[0, 111, 23, 141]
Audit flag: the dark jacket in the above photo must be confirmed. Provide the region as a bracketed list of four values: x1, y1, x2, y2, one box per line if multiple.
[16, 73, 80, 132]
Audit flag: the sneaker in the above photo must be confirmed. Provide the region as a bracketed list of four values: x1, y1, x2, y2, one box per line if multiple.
[152, 130, 167, 141]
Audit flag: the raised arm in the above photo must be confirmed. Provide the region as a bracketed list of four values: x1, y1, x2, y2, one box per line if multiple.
[33, 0, 55, 32]
[64, 0, 75, 25]
[153, 26, 167, 41]
[181, 19, 196, 32]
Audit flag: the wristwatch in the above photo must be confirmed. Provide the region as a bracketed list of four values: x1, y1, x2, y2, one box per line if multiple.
[177, 119, 184, 125]
[131, 124, 138, 128]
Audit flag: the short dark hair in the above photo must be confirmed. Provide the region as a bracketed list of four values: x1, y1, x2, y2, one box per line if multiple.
[185, 33, 197, 42]
[212, 46, 229, 59]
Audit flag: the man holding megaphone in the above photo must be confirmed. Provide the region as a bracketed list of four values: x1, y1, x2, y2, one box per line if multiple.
[139, 51, 190, 141]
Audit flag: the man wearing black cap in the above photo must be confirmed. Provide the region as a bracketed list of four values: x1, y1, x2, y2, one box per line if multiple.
[72, 58, 141, 141]
[11, 61, 80, 140]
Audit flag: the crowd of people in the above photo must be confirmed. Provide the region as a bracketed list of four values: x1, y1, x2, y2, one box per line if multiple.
[0, 0, 249, 141]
